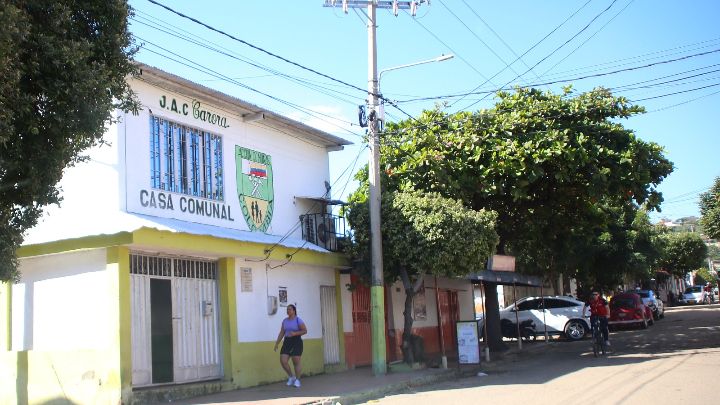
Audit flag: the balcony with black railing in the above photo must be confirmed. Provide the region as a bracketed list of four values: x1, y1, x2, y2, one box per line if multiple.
[300, 213, 346, 252]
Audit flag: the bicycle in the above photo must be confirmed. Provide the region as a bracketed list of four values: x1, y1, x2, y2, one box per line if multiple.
[589, 315, 607, 357]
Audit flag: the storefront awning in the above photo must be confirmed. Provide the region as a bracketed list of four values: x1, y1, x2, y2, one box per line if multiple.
[467, 270, 542, 287]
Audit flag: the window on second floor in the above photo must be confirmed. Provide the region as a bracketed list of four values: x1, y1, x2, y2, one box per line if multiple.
[149, 115, 224, 200]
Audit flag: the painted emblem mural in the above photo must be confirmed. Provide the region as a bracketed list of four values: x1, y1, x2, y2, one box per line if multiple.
[236, 146, 274, 232]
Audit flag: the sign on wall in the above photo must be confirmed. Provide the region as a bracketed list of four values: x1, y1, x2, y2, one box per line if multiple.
[235, 146, 274, 232]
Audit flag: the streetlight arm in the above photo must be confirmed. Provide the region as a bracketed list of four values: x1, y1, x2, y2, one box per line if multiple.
[378, 54, 454, 86]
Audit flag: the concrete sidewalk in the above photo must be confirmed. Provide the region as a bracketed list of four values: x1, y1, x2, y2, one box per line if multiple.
[144, 342, 552, 405]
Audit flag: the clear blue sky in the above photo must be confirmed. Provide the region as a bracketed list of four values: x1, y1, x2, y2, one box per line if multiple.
[128, 0, 720, 223]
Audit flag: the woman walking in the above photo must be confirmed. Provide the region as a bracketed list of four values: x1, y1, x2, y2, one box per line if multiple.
[274, 304, 307, 387]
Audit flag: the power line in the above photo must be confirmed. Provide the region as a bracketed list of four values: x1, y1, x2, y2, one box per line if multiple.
[459, 0, 542, 81]
[446, 0, 593, 109]
[145, 0, 375, 98]
[130, 12, 365, 106]
[405, 9, 495, 86]
[137, 40, 365, 140]
[394, 48, 720, 104]
[436, 0, 529, 85]
[647, 89, 720, 113]
[630, 81, 720, 102]
[539, 0, 635, 78]
[459, 0, 621, 111]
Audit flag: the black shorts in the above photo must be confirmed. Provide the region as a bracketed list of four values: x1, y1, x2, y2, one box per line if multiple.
[280, 336, 303, 356]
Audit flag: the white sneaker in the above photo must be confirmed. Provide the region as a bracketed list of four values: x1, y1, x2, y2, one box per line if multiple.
[293, 379, 301, 388]
[286, 377, 296, 386]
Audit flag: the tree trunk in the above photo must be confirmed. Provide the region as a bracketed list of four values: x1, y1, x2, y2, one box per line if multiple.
[401, 285, 415, 364]
[399, 267, 423, 364]
[483, 281, 508, 352]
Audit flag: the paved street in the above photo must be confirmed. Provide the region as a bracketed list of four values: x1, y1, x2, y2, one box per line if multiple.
[368, 304, 720, 405]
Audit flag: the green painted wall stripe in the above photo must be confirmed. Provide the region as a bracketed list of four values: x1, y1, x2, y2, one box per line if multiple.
[371, 286, 387, 375]
[17, 232, 133, 258]
[113, 246, 132, 403]
[218, 258, 239, 384]
[19, 227, 348, 268]
[334, 270, 346, 365]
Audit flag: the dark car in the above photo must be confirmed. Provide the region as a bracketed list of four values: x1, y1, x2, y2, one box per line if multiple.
[609, 292, 653, 329]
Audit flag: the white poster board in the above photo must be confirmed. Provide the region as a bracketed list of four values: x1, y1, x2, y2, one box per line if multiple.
[456, 320, 481, 365]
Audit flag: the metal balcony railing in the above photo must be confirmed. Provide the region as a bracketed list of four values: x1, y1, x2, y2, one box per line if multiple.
[300, 213, 346, 252]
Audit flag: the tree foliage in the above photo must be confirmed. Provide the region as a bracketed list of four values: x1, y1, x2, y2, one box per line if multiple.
[699, 177, 720, 240]
[694, 267, 717, 288]
[573, 207, 663, 292]
[0, 1, 138, 281]
[345, 190, 498, 362]
[380, 87, 673, 275]
[658, 232, 708, 278]
[358, 86, 673, 351]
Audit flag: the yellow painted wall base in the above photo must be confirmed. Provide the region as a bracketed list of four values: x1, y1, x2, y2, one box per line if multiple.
[233, 338, 324, 388]
[0, 349, 121, 405]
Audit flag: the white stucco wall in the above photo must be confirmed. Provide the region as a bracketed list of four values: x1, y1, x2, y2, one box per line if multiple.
[387, 276, 475, 330]
[234, 261, 337, 342]
[13, 249, 110, 351]
[340, 274, 353, 333]
[123, 80, 331, 238]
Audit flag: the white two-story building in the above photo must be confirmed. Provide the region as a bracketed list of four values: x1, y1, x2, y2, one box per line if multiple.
[0, 64, 352, 404]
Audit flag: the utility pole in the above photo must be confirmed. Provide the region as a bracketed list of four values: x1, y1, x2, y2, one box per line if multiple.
[322, 0, 428, 376]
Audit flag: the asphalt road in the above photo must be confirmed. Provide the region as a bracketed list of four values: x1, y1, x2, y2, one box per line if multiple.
[368, 304, 720, 405]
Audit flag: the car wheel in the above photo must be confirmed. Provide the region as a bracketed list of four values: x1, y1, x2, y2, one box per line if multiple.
[564, 319, 587, 341]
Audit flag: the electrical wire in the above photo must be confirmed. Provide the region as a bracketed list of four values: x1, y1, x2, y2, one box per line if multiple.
[445, 0, 593, 109]
[136, 38, 364, 140]
[459, 0, 621, 111]
[539, 0, 635, 78]
[394, 48, 720, 104]
[145, 0, 386, 101]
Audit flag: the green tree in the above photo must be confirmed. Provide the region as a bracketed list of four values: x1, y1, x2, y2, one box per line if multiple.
[574, 206, 663, 292]
[374, 87, 673, 350]
[0, 1, 138, 281]
[699, 177, 720, 240]
[658, 232, 708, 278]
[694, 267, 717, 288]
[345, 190, 498, 363]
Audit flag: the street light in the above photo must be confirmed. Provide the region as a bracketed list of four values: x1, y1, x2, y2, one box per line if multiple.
[378, 54, 455, 85]
[366, 51, 454, 375]
[376, 54, 454, 127]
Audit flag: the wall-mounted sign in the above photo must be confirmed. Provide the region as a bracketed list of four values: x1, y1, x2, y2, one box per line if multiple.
[489, 254, 516, 272]
[159, 95, 230, 129]
[236, 146, 274, 232]
[240, 267, 253, 292]
[279, 287, 288, 307]
[138, 189, 235, 221]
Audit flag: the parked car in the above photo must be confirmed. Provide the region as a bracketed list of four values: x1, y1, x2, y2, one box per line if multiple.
[678, 285, 708, 305]
[478, 296, 590, 341]
[632, 289, 664, 319]
[609, 292, 653, 329]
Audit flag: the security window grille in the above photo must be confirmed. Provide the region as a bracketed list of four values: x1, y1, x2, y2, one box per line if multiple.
[130, 254, 218, 280]
[149, 115, 224, 200]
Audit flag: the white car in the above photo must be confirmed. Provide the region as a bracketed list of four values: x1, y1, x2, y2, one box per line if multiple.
[679, 286, 709, 305]
[478, 296, 590, 341]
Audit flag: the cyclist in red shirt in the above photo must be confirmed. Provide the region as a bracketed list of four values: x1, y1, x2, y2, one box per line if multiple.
[582, 290, 610, 346]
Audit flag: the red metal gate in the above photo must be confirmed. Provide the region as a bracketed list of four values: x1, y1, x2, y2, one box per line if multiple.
[438, 290, 459, 355]
[349, 275, 372, 367]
